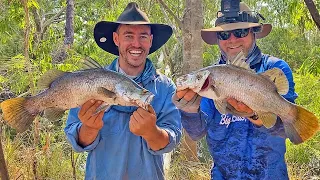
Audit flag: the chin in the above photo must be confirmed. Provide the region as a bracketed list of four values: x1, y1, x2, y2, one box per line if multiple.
[129, 59, 145, 67]
[228, 49, 244, 55]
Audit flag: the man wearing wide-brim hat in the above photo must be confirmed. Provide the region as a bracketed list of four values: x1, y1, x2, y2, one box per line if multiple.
[65, 2, 182, 180]
[174, 2, 297, 179]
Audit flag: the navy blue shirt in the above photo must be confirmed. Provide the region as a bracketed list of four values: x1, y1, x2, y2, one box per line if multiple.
[181, 55, 297, 180]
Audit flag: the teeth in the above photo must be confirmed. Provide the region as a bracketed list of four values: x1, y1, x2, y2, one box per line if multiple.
[129, 50, 142, 57]
[130, 50, 142, 53]
[131, 53, 140, 57]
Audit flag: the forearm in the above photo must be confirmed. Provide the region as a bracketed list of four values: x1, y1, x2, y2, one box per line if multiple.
[143, 126, 169, 151]
[78, 125, 100, 147]
[181, 110, 208, 141]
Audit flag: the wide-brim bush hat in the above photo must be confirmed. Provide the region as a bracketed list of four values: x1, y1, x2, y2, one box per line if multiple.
[94, 2, 173, 55]
[201, 2, 272, 45]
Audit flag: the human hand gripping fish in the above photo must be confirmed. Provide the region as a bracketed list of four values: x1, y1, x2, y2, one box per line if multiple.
[129, 105, 169, 151]
[78, 99, 105, 147]
[172, 89, 201, 113]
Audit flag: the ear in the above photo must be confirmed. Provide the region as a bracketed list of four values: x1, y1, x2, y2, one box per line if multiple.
[150, 34, 153, 48]
[113, 32, 119, 46]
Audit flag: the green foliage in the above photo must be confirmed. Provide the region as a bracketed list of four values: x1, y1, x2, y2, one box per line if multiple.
[285, 73, 320, 177]
[1, 0, 320, 179]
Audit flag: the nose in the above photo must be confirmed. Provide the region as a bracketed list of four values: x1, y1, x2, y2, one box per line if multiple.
[131, 37, 141, 47]
[228, 33, 238, 41]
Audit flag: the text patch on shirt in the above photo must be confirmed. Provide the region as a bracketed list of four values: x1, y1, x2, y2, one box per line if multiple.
[219, 114, 247, 128]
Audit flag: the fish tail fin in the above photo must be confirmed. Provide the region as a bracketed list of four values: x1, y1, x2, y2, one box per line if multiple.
[284, 105, 319, 144]
[0, 97, 37, 132]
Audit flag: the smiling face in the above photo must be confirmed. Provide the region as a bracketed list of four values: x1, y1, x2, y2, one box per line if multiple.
[218, 30, 254, 58]
[113, 24, 153, 76]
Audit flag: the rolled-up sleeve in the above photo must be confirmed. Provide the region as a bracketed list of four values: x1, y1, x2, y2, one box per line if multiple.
[64, 108, 101, 152]
[148, 80, 182, 155]
[180, 110, 208, 141]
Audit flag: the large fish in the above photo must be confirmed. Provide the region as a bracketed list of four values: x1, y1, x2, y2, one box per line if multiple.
[176, 51, 319, 144]
[0, 59, 154, 132]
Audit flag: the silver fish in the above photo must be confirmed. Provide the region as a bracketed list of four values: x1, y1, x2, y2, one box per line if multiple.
[176, 51, 319, 144]
[0, 59, 154, 132]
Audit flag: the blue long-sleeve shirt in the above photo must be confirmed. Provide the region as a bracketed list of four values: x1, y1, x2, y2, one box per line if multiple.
[65, 58, 182, 180]
[181, 54, 297, 180]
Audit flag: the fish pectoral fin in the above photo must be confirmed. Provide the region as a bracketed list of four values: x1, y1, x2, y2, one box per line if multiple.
[259, 112, 277, 128]
[260, 68, 289, 95]
[214, 100, 228, 114]
[37, 69, 68, 90]
[43, 108, 65, 121]
[93, 103, 110, 115]
[97, 87, 117, 98]
[81, 57, 103, 70]
[226, 103, 254, 117]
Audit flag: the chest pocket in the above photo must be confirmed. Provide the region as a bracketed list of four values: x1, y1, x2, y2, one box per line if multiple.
[100, 108, 123, 136]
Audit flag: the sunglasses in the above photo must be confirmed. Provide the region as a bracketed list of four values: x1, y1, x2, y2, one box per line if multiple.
[217, 28, 251, 40]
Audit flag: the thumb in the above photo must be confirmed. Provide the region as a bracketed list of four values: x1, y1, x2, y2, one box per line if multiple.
[147, 105, 156, 115]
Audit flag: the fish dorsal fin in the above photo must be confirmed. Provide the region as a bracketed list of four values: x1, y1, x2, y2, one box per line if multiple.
[227, 51, 253, 71]
[260, 68, 289, 95]
[37, 69, 67, 90]
[81, 57, 103, 70]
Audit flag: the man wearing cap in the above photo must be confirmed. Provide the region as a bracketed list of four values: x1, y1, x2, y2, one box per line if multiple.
[173, 2, 297, 180]
[64, 2, 181, 180]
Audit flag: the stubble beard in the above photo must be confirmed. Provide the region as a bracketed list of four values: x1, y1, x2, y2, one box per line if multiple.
[119, 49, 145, 68]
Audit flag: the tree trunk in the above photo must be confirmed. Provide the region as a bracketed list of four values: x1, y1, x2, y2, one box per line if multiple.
[0, 126, 9, 180]
[304, 0, 320, 30]
[181, 0, 203, 161]
[64, 1, 77, 178]
[52, 0, 74, 64]
[65, 0, 75, 46]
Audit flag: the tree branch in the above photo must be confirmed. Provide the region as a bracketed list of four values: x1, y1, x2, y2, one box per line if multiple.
[43, 6, 67, 30]
[304, 0, 320, 30]
[157, 0, 183, 29]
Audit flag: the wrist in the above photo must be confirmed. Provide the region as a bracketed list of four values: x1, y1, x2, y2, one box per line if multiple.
[80, 124, 100, 134]
[183, 106, 200, 113]
[249, 112, 259, 120]
[248, 113, 263, 127]
[142, 126, 161, 141]
[78, 125, 100, 147]
[143, 127, 169, 151]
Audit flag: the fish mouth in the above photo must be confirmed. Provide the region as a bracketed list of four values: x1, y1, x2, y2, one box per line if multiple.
[201, 78, 210, 91]
[175, 70, 210, 93]
[132, 93, 154, 110]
